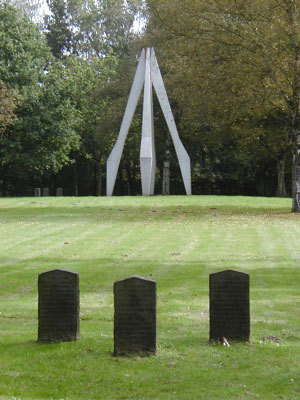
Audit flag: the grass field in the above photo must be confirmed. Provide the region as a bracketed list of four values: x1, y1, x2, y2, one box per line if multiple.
[0, 195, 299, 400]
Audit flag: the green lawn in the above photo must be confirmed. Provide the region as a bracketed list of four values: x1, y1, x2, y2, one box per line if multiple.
[0, 195, 299, 400]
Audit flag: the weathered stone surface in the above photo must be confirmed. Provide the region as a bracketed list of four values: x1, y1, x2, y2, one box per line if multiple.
[42, 187, 49, 196]
[34, 188, 41, 197]
[114, 275, 156, 356]
[56, 188, 63, 196]
[38, 269, 79, 342]
[209, 269, 250, 341]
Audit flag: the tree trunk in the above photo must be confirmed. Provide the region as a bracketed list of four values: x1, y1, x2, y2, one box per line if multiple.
[119, 165, 124, 195]
[276, 156, 287, 197]
[292, 135, 300, 211]
[125, 162, 132, 195]
[95, 159, 102, 196]
[74, 163, 78, 196]
[132, 163, 137, 195]
[162, 155, 170, 195]
[162, 137, 171, 195]
[291, 58, 300, 211]
[287, 1, 300, 211]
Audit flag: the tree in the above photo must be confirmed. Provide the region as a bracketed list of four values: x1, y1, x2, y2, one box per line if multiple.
[145, 0, 300, 205]
[44, 0, 146, 195]
[44, 0, 143, 59]
[3, 0, 43, 21]
[65, 50, 143, 196]
[0, 80, 17, 135]
[0, 4, 81, 194]
[45, 0, 73, 58]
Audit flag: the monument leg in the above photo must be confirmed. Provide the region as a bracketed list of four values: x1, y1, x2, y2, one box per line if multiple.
[150, 48, 191, 195]
[106, 49, 146, 196]
[140, 48, 156, 195]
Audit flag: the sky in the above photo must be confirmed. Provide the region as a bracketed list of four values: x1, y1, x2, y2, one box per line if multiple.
[37, 0, 49, 18]
[35, 0, 145, 32]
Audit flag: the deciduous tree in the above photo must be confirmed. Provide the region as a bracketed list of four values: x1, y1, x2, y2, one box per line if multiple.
[0, 4, 81, 194]
[0, 81, 17, 135]
[146, 0, 300, 205]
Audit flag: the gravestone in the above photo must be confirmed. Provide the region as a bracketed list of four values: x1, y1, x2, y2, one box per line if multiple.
[56, 188, 63, 196]
[114, 275, 156, 356]
[42, 187, 49, 196]
[34, 188, 41, 197]
[38, 269, 79, 342]
[209, 269, 250, 341]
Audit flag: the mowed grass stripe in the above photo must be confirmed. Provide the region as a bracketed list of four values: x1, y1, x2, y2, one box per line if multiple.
[0, 196, 299, 400]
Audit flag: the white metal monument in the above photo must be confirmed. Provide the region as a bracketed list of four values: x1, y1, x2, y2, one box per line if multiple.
[106, 48, 191, 196]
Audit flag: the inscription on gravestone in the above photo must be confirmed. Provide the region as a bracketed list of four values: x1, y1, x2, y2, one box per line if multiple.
[38, 269, 79, 342]
[209, 269, 250, 341]
[114, 276, 156, 356]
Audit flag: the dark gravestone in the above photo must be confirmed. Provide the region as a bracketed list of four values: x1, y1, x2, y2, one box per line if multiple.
[114, 275, 156, 356]
[42, 187, 49, 196]
[56, 188, 63, 196]
[209, 269, 250, 341]
[38, 269, 79, 342]
[34, 188, 41, 197]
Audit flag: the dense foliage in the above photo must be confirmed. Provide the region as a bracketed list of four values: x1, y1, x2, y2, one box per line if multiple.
[1, 0, 299, 205]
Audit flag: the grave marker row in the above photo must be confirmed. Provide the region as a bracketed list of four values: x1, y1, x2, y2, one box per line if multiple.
[34, 188, 63, 197]
[37, 269, 250, 354]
